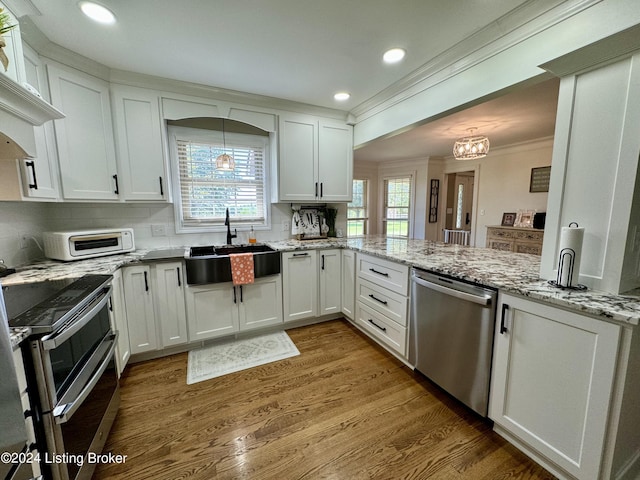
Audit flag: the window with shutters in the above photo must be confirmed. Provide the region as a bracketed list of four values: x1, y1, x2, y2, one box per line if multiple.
[168, 126, 270, 232]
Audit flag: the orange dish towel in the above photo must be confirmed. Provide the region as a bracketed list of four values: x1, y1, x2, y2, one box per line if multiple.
[229, 253, 255, 285]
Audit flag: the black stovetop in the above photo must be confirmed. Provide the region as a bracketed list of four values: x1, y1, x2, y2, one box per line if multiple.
[3, 275, 112, 333]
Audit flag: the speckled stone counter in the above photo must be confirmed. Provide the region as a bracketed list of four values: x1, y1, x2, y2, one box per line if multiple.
[9, 327, 31, 349]
[2, 235, 640, 326]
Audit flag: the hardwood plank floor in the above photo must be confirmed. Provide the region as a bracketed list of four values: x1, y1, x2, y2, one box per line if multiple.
[93, 320, 556, 480]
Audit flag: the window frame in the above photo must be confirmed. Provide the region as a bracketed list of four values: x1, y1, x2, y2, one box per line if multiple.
[381, 175, 414, 238]
[168, 125, 271, 234]
[347, 178, 369, 237]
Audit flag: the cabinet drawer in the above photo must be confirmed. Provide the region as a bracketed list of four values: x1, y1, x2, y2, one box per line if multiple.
[357, 278, 407, 326]
[357, 253, 409, 295]
[356, 302, 406, 355]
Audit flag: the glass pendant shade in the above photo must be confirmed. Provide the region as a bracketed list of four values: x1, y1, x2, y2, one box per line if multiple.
[453, 130, 490, 160]
[216, 119, 235, 170]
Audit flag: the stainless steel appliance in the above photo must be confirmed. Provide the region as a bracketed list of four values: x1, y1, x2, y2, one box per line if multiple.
[42, 229, 135, 261]
[409, 268, 497, 416]
[4, 275, 119, 480]
[0, 287, 31, 480]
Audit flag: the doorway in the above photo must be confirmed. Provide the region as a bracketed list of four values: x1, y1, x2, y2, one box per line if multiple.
[445, 171, 475, 236]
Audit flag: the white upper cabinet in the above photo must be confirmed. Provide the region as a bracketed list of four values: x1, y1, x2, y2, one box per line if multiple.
[47, 62, 119, 200]
[111, 85, 168, 201]
[19, 44, 59, 200]
[277, 114, 352, 202]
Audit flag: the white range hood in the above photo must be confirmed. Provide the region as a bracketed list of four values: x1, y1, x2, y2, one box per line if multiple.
[0, 72, 64, 160]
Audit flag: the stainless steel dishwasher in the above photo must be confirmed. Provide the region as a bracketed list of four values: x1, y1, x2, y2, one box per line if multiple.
[409, 268, 497, 416]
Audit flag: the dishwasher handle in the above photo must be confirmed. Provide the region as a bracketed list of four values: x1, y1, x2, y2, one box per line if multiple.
[412, 274, 492, 306]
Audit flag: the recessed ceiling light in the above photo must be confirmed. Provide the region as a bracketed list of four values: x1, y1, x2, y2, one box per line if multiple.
[334, 92, 351, 101]
[79, 1, 116, 24]
[383, 48, 406, 64]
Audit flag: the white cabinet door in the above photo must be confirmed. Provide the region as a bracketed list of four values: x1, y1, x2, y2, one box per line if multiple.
[341, 249, 355, 319]
[108, 269, 130, 375]
[153, 262, 188, 348]
[282, 250, 318, 322]
[278, 115, 317, 202]
[47, 62, 119, 200]
[20, 44, 59, 200]
[318, 120, 352, 201]
[319, 249, 341, 315]
[122, 265, 158, 355]
[238, 275, 283, 331]
[111, 85, 168, 201]
[490, 293, 620, 480]
[277, 115, 353, 202]
[185, 283, 239, 341]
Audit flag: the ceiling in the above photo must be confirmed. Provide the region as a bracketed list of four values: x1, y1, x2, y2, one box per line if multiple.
[25, 0, 558, 161]
[354, 78, 560, 161]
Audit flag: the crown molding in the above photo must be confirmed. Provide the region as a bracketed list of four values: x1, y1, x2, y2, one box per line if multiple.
[1, 0, 40, 18]
[351, 0, 602, 123]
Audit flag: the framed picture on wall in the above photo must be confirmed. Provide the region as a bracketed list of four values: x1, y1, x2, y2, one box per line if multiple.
[501, 212, 516, 227]
[530, 166, 551, 192]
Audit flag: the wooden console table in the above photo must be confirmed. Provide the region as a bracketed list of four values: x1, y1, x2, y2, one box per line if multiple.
[486, 226, 544, 255]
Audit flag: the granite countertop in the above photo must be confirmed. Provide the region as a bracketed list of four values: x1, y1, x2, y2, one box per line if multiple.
[2, 235, 639, 326]
[9, 327, 31, 349]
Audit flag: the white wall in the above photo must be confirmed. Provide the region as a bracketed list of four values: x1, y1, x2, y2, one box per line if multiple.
[0, 202, 52, 267]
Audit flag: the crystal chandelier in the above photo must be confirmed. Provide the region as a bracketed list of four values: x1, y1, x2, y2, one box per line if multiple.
[453, 128, 490, 160]
[216, 119, 235, 171]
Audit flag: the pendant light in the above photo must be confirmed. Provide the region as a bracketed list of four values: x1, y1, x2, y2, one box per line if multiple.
[453, 128, 490, 160]
[216, 119, 235, 171]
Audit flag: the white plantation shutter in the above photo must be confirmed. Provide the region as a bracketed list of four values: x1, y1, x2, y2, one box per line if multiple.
[170, 127, 269, 230]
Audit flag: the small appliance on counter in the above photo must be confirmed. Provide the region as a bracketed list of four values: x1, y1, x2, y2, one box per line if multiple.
[43, 228, 135, 261]
[0, 259, 15, 278]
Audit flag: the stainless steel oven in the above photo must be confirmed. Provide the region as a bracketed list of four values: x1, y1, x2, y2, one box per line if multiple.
[5, 275, 119, 480]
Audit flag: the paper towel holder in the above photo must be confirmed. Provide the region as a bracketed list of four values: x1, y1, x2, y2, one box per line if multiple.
[548, 222, 587, 290]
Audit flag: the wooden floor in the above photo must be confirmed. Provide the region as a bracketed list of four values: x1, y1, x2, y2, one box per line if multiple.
[94, 320, 556, 480]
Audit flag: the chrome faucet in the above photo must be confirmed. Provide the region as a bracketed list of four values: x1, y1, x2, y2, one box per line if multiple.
[225, 208, 237, 245]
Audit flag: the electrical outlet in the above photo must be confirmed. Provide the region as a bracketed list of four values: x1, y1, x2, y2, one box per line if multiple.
[283, 221, 290, 232]
[151, 224, 167, 237]
[19, 236, 29, 249]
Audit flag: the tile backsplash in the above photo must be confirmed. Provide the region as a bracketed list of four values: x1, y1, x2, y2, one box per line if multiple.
[0, 201, 347, 267]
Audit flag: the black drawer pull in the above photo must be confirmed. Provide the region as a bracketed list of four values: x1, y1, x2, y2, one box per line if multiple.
[113, 174, 119, 194]
[293, 253, 309, 257]
[321, 254, 325, 270]
[368, 318, 387, 332]
[368, 294, 388, 305]
[233, 286, 237, 304]
[26, 160, 38, 189]
[143, 271, 149, 291]
[177, 267, 181, 287]
[500, 303, 509, 334]
[369, 268, 389, 277]
[159, 176, 164, 196]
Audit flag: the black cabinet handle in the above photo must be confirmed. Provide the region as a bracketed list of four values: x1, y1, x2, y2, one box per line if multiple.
[369, 268, 389, 277]
[315, 182, 318, 197]
[108, 297, 113, 312]
[368, 318, 387, 332]
[177, 267, 181, 287]
[159, 176, 164, 196]
[368, 294, 388, 305]
[500, 303, 509, 334]
[240, 285, 243, 303]
[113, 174, 119, 194]
[233, 286, 237, 304]
[143, 271, 149, 292]
[293, 252, 309, 257]
[321, 254, 325, 270]
[26, 160, 38, 189]
[320, 182, 323, 198]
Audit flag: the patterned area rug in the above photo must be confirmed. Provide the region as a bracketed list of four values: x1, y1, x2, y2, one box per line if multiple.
[187, 331, 300, 384]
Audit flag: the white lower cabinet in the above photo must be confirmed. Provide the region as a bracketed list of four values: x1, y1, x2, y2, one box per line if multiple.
[319, 249, 341, 316]
[354, 252, 409, 357]
[108, 269, 130, 375]
[489, 293, 620, 480]
[122, 265, 158, 355]
[282, 251, 318, 321]
[186, 275, 283, 342]
[341, 249, 355, 319]
[153, 261, 188, 348]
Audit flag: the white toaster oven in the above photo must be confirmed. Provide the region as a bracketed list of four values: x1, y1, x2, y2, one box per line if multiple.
[43, 228, 135, 261]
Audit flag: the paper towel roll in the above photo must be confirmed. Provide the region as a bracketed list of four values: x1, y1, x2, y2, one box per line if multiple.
[557, 223, 584, 287]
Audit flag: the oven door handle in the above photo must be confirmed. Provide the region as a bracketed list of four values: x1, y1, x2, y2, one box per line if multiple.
[52, 332, 117, 424]
[41, 286, 112, 350]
